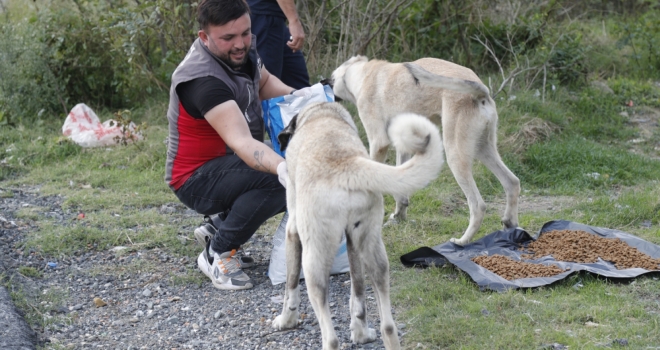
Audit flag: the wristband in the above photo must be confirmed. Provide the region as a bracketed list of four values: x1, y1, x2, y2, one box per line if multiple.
[290, 89, 297, 95]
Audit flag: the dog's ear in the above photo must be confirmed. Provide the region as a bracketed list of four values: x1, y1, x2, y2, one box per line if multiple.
[277, 113, 298, 152]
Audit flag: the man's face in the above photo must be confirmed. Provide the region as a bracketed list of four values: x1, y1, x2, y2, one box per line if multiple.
[199, 13, 252, 70]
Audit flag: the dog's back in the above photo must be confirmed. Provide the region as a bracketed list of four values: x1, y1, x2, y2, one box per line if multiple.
[285, 103, 443, 201]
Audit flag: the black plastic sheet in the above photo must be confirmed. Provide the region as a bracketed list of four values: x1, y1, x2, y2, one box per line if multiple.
[400, 220, 660, 292]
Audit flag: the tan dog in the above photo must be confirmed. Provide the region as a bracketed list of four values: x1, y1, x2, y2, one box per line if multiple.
[272, 102, 444, 350]
[331, 56, 520, 245]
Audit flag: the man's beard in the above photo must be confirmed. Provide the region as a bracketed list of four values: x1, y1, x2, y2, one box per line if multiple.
[213, 43, 251, 70]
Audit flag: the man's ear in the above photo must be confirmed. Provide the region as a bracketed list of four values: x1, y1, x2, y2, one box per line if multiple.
[277, 114, 298, 152]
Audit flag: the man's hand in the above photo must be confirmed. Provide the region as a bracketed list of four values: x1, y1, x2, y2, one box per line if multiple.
[277, 161, 288, 189]
[287, 19, 305, 52]
[277, 0, 305, 52]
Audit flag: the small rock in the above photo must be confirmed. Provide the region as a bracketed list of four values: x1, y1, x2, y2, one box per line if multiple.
[214, 311, 224, 319]
[112, 320, 125, 327]
[613, 338, 628, 346]
[93, 297, 107, 308]
[142, 289, 152, 297]
[159, 205, 176, 214]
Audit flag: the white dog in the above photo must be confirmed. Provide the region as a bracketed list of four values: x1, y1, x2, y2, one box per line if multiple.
[272, 102, 444, 350]
[331, 56, 521, 245]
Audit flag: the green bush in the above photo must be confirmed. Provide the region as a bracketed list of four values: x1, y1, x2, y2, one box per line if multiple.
[0, 18, 64, 125]
[0, 0, 195, 125]
[616, 10, 660, 78]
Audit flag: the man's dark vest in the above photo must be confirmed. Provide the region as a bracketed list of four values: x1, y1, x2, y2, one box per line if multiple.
[165, 36, 264, 190]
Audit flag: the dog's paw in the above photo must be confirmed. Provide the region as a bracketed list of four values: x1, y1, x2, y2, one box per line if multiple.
[449, 237, 469, 246]
[501, 218, 518, 229]
[351, 327, 377, 344]
[384, 216, 400, 227]
[272, 312, 299, 330]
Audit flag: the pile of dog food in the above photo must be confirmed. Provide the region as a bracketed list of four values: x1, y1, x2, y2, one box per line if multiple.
[523, 229, 660, 270]
[472, 254, 566, 280]
[472, 229, 660, 280]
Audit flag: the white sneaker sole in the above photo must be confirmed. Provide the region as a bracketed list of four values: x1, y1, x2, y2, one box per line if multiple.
[197, 252, 253, 290]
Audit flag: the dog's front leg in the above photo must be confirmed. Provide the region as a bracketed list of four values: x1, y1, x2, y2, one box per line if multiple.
[272, 214, 302, 330]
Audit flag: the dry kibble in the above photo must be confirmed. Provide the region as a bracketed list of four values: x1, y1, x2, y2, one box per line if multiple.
[471, 229, 660, 281]
[523, 229, 660, 270]
[472, 254, 567, 280]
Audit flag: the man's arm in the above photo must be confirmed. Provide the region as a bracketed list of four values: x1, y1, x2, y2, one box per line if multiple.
[258, 66, 294, 100]
[276, 0, 304, 52]
[205, 100, 284, 175]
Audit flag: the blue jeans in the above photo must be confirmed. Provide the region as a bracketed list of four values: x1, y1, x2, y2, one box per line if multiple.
[250, 14, 310, 89]
[175, 155, 286, 253]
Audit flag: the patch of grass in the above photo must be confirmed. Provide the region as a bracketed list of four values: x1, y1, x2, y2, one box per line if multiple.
[4, 277, 71, 331]
[390, 267, 660, 349]
[511, 135, 660, 193]
[17, 266, 42, 278]
[170, 268, 206, 287]
[15, 207, 42, 221]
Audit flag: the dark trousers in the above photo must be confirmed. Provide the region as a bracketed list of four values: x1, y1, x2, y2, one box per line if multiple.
[175, 155, 286, 253]
[250, 14, 310, 89]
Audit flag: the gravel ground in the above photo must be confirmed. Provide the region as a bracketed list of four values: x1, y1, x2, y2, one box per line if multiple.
[0, 186, 405, 349]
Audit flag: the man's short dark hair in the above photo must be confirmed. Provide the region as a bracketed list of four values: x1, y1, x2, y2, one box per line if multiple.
[197, 0, 251, 30]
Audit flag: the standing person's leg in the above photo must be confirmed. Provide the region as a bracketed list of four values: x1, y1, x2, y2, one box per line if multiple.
[250, 14, 286, 78]
[280, 26, 310, 89]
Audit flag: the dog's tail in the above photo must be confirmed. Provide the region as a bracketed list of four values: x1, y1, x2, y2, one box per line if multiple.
[351, 113, 444, 198]
[404, 62, 490, 99]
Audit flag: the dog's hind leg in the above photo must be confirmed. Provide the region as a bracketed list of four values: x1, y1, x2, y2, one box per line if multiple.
[477, 125, 520, 229]
[345, 232, 377, 344]
[446, 148, 486, 246]
[361, 225, 401, 350]
[389, 150, 413, 222]
[363, 116, 390, 163]
[302, 228, 342, 350]
[272, 212, 302, 330]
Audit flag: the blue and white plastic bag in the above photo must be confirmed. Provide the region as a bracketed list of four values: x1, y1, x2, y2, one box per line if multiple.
[262, 83, 334, 156]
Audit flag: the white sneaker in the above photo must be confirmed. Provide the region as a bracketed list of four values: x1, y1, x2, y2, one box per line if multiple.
[194, 223, 215, 247]
[197, 247, 254, 290]
[194, 223, 255, 268]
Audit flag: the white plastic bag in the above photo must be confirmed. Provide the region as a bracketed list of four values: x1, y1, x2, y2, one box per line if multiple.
[262, 83, 334, 156]
[268, 212, 350, 285]
[62, 103, 142, 147]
